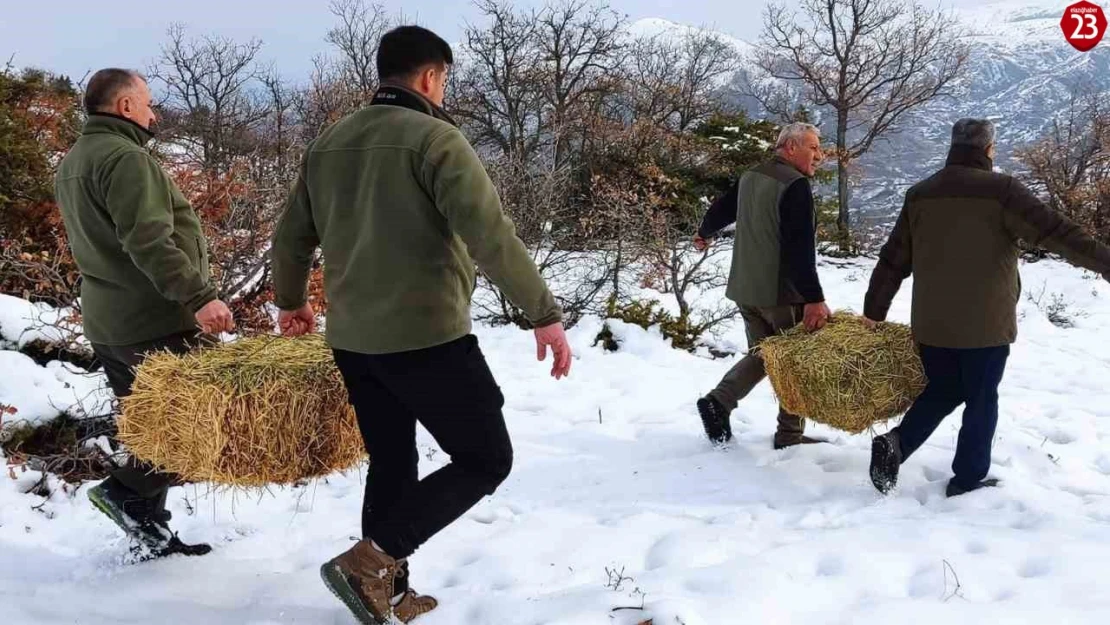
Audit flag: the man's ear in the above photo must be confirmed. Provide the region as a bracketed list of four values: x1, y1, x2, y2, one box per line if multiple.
[419, 66, 435, 92]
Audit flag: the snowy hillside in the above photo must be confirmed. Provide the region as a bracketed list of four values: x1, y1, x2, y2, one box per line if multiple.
[3, 255, 1110, 624]
[629, 17, 753, 57]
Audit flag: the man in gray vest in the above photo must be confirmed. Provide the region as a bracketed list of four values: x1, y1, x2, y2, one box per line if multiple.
[693, 122, 831, 449]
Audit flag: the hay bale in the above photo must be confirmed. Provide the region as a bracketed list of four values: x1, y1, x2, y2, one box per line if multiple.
[117, 334, 365, 487]
[759, 312, 927, 434]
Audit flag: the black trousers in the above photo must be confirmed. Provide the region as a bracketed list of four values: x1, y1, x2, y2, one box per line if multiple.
[896, 344, 1010, 489]
[92, 330, 212, 501]
[333, 335, 513, 559]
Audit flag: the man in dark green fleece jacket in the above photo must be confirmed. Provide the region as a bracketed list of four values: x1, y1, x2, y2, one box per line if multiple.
[271, 26, 572, 624]
[54, 68, 234, 558]
[865, 118, 1110, 498]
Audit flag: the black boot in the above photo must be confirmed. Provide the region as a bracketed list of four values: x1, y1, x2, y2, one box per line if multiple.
[87, 478, 210, 558]
[870, 431, 902, 494]
[696, 396, 732, 444]
[946, 478, 1000, 498]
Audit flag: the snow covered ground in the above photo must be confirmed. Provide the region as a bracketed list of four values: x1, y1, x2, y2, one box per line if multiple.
[0, 294, 112, 426]
[2, 255, 1110, 624]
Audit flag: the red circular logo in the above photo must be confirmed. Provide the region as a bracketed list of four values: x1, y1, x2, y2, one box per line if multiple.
[1061, 1, 1107, 52]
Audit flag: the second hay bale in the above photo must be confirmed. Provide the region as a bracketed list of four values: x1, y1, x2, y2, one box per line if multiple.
[117, 334, 365, 488]
[759, 313, 927, 434]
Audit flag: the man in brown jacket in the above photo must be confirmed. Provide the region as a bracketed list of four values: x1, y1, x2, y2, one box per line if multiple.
[865, 118, 1110, 498]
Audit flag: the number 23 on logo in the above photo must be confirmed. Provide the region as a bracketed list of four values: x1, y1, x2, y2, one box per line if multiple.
[1061, 0, 1107, 52]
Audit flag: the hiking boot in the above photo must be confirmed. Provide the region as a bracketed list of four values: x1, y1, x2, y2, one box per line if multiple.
[393, 590, 438, 623]
[391, 559, 438, 623]
[320, 539, 399, 624]
[946, 478, 1000, 498]
[88, 479, 210, 557]
[870, 431, 902, 494]
[127, 535, 213, 562]
[696, 396, 732, 444]
[773, 434, 826, 450]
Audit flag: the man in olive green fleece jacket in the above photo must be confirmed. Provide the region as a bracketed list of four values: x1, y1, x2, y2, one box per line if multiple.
[270, 26, 572, 624]
[54, 68, 234, 557]
[865, 118, 1110, 499]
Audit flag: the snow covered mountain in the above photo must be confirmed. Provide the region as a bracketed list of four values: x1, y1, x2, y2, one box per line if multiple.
[856, 1, 1110, 219]
[635, 1, 1110, 222]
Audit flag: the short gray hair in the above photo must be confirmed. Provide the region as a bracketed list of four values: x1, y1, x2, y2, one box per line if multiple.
[84, 68, 145, 115]
[775, 122, 820, 149]
[951, 118, 996, 149]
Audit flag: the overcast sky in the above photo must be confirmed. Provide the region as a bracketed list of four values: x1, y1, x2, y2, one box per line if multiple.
[2, 0, 992, 84]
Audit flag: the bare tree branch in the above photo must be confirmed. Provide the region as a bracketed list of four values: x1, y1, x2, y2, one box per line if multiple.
[750, 0, 969, 240]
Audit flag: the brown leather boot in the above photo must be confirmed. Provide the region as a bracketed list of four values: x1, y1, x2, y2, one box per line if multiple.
[393, 589, 438, 622]
[391, 559, 438, 623]
[320, 540, 399, 624]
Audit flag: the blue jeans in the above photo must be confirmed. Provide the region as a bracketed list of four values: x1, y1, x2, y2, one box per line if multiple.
[896, 344, 1010, 488]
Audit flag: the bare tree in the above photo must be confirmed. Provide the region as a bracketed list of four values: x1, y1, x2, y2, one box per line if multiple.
[534, 0, 625, 167]
[452, 0, 623, 164]
[622, 34, 685, 126]
[283, 1, 395, 143]
[752, 0, 969, 238]
[295, 56, 355, 141]
[619, 29, 739, 136]
[1016, 90, 1110, 247]
[472, 154, 615, 329]
[673, 30, 741, 131]
[257, 69, 300, 188]
[452, 0, 546, 161]
[150, 23, 269, 173]
[645, 213, 739, 347]
[147, 25, 298, 332]
[581, 113, 746, 348]
[325, 0, 394, 104]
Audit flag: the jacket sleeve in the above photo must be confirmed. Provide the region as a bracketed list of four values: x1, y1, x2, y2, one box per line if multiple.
[1002, 178, 1110, 277]
[778, 178, 825, 303]
[103, 151, 216, 313]
[270, 152, 320, 311]
[864, 198, 913, 321]
[422, 128, 562, 327]
[698, 180, 739, 239]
